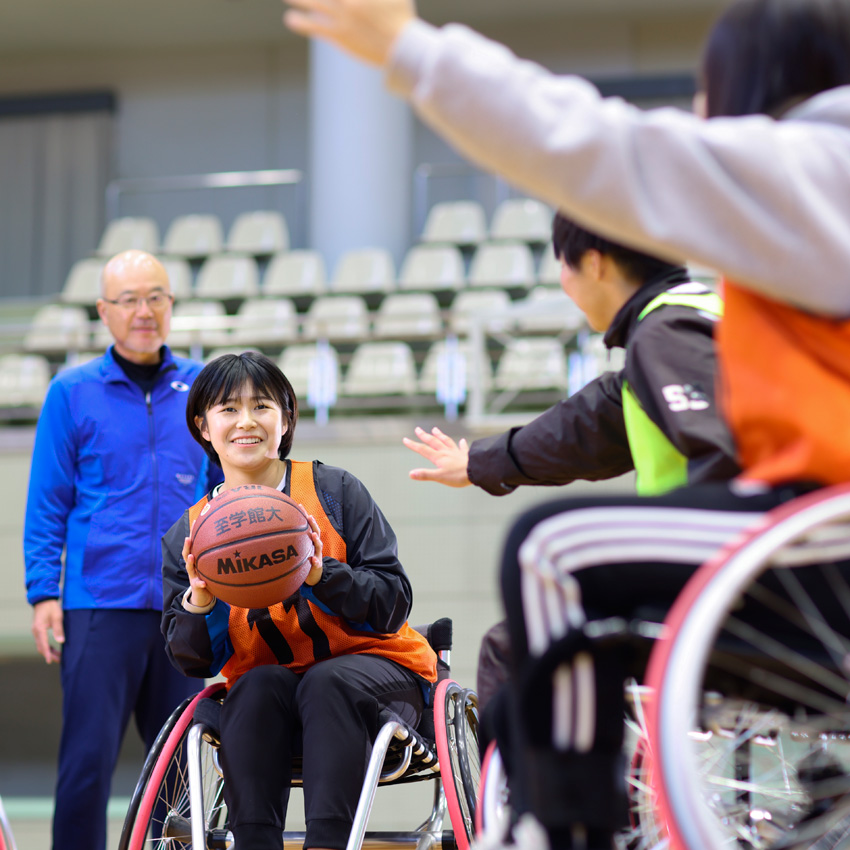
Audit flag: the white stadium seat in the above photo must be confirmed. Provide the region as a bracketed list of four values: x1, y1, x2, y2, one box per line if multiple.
[277, 343, 341, 404]
[515, 286, 586, 335]
[263, 250, 328, 298]
[0, 354, 52, 409]
[95, 216, 159, 257]
[229, 297, 299, 347]
[448, 289, 512, 336]
[468, 241, 536, 290]
[420, 201, 487, 247]
[494, 337, 569, 392]
[489, 197, 551, 243]
[331, 248, 395, 295]
[160, 257, 194, 301]
[24, 305, 90, 355]
[161, 214, 224, 260]
[372, 292, 443, 339]
[342, 342, 418, 397]
[59, 258, 106, 307]
[226, 211, 290, 255]
[418, 339, 492, 395]
[397, 245, 465, 292]
[167, 299, 229, 350]
[194, 255, 260, 301]
[301, 295, 370, 341]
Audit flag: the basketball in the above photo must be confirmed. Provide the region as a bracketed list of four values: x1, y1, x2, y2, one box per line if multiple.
[190, 484, 314, 609]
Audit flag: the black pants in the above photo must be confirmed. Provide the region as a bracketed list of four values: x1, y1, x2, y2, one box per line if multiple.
[498, 481, 811, 849]
[218, 654, 425, 850]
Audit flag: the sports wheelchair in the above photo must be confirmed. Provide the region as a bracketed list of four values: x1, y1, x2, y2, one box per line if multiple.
[476, 484, 850, 850]
[118, 618, 481, 850]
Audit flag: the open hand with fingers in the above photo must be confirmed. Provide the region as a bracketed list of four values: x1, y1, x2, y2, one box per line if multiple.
[282, 0, 416, 66]
[403, 426, 472, 487]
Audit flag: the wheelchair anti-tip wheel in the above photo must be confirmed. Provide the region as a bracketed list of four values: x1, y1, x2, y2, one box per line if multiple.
[118, 685, 229, 850]
[435, 680, 480, 850]
[645, 484, 850, 850]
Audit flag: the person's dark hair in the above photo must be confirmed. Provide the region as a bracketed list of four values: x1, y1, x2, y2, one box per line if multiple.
[701, 0, 850, 118]
[552, 212, 683, 283]
[186, 351, 298, 467]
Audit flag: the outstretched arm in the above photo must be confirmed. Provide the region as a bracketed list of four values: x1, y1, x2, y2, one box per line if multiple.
[283, 0, 414, 65]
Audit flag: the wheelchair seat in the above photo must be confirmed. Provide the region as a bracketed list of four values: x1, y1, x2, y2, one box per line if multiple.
[118, 617, 480, 850]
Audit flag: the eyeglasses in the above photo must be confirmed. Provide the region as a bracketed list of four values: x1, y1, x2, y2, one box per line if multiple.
[102, 292, 174, 312]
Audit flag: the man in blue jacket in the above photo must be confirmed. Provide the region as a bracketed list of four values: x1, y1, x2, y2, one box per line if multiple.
[24, 249, 221, 850]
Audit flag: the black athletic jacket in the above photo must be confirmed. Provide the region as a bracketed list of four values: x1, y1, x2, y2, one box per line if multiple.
[161, 461, 415, 680]
[467, 269, 740, 494]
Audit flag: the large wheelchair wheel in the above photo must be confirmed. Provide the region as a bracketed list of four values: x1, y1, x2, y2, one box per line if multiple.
[435, 679, 480, 850]
[475, 741, 510, 841]
[645, 484, 850, 850]
[118, 684, 229, 850]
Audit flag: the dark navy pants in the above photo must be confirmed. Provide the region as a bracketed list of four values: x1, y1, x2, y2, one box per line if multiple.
[54, 609, 201, 850]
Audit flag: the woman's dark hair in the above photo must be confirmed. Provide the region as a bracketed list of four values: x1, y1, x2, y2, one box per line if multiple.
[552, 212, 683, 283]
[701, 0, 850, 118]
[186, 351, 298, 467]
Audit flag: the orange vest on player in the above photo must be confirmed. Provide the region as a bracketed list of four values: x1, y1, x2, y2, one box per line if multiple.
[189, 460, 437, 688]
[718, 281, 850, 485]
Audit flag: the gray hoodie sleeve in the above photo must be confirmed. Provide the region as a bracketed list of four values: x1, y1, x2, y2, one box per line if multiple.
[387, 20, 850, 316]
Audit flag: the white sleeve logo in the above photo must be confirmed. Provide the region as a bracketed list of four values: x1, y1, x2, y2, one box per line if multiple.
[662, 384, 710, 412]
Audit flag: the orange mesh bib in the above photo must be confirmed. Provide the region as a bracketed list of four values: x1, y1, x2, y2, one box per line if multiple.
[214, 460, 437, 687]
[719, 281, 850, 486]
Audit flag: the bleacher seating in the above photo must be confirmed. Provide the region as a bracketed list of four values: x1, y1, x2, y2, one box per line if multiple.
[161, 214, 224, 260]
[263, 250, 328, 299]
[277, 343, 341, 404]
[229, 297, 299, 348]
[489, 197, 551, 244]
[0, 198, 605, 431]
[418, 339, 492, 395]
[448, 289, 512, 335]
[468, 241, 536, 290]
[160, 257, 194, 301]
[537, 244, 561, 285]
[331, 248, 395, 295]
[301, 295, 370, 341]
[226, 211, 289, 256]
[372, 292, 443, 340]
[494, 337, 569, 392]
[167, 299, 229, 350]
[397, 245, 465, 293]
[23, 305, 90, 356]
[0, 354, 52, 412]
[342, 341, 418, 397]
[420, 201, 487, 247]
[194, 255, 260, 301]
[515, 286, 586, 335]
[59, 258, 106, 307]
[95, 216, 159, 257]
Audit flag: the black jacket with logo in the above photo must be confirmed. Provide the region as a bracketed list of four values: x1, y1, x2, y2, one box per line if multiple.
[467, 268, 740, 495]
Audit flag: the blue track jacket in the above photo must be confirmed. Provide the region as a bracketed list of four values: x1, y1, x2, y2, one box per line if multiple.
[24, 346, 220, 610]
